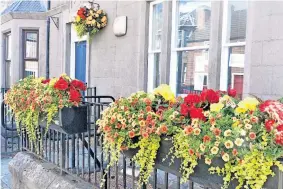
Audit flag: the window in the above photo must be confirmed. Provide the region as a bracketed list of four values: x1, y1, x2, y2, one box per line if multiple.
[170, 0, 211, 95]
[220, 0, 248, 98]
[4, 33, 11, 87]
[23, 30, 39, 77]
[147, 0, 163, 92]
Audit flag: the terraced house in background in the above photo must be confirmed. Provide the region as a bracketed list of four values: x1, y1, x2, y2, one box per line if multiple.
[1, 0, 283, 99]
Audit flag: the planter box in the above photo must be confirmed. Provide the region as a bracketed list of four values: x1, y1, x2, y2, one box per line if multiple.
[155, 137, 283, 189]
[40, 105, 88, 135]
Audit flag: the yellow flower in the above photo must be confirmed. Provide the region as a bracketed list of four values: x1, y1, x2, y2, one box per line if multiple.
[153, 84, 175, 102]
[87, 16, 93, 21]
[235, 138, 244, 147]
[224, 129, 232, 137]
[96, 9, 103, 14]
[90, 20, 96, 26]
[89, 10, 94, 15]
[214, 141, 220, 146]
[49, 78, 58, 86]
[245, 124, 252, 130]
[224, 140, 234, 149]
[75, 15, 81, 22]
[210, 103, 224, 113]
[97, 23, 101, 28]
[193, 128, 201, 136]
[243, 119, 250, 124]
[200, 143, 206, 152]
[205, 158, 212, 165]
[235, 97, 259, 114]
[139, 120, 146, 127]
[211, 146, 219, 155]
[232, 120, 240, 127]
[222, 153, 230, 162]
[101, 16, 107, 22]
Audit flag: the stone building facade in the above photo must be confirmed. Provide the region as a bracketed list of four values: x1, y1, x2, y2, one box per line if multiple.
[1, 0, 283, 99]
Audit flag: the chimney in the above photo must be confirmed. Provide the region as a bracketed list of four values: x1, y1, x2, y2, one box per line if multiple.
[196, 7, 205, 30]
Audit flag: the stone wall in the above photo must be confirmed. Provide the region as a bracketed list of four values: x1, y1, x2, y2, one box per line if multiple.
[9, 152, 93, 189]
[244, 1, 283, 99]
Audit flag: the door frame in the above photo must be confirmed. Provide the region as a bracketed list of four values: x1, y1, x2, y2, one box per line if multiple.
[231, 73, 244, 89]
[70, 25, 89, 85]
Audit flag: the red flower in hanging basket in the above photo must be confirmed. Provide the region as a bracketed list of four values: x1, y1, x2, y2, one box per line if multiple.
[228, 88, 237, 97]
[54, 77, 69, 90]
[42, 79, 50, 84]
[71, 79, 86, 91]
[69, 87, 81, 102]
[77, 7, 86, 20]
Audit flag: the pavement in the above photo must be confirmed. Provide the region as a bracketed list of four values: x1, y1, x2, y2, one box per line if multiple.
[1, 136, 14, 189]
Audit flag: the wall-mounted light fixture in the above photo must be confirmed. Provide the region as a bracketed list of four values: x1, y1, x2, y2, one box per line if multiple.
[113, 16, 127, 37]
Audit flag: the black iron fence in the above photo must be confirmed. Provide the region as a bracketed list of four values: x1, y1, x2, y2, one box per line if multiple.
[1, 88, 208, 189]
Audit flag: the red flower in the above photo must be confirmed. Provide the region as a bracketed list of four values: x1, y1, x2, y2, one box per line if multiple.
[232, 149, 238, 156]
[265, 120, 275, 132]
[184, 94, 201, 105]
[228, 88, 237, 97]
[142, 132, 149, 139]
[188, 149, 194, 156]
[69, 87, 81, 102]
[42, 79, 50, 84]
[249, 132, 256, 140]
[275, 132, 283, 146]
[77, 7, 86, 20]
[71, 80, 86, 91]
[129, 131, 135, 138]
[213, 128, 221, 136]
[201, 89, 219, 103]
[190, 107, 206, 121]
[203, 135, 211, 143]
[180, 103, 190, 116]
[54, 77, 69, 90]
[277, 125, 283, 132]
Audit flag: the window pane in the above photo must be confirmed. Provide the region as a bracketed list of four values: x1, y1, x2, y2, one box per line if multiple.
[176, 0, 211, 48]
[177, 50, 209, 94]
[5, 61, 11, 87]
[227, 1, 248, 43]
[152, 3, 163, 50]
[153, 53, 161, 88]
[25, 32, 38, 58]
[6, 34, 12, 60]
[24, 61, 38, 77]
[228, 46, 245, 99]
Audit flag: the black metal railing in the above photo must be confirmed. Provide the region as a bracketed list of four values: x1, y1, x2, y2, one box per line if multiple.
[0, 87, 97, 155]
[2, 87, 210, 189]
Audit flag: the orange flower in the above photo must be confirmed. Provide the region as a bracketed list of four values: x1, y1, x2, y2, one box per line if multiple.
[142, 132, 149, 139]
[203, 135, 211, 143]
[104, 125, 111, 132]
[249, 132, 256, 140]
[144, 98, 152, 106]
[146, 106, 152, 112]
[120, 146, 128, 151]
[232, 148, 238, 156]
[160, 125, 168, 134]
[213, 128, 221, 136]
[129, 131, 135, 138]
[184, 126, 194, 135]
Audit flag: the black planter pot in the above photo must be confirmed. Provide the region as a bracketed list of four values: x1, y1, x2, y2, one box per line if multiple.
[155, 137, 283, 189]
[40, 105, 88, 135]
[121, 136, 140, 158]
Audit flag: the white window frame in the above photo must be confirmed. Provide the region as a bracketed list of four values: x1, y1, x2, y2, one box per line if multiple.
[219, 0, 247, 91]
[70, 25, 89, 84]
[169, 0, 210, 95]
[147, 0, 163, 92]
[231, 72, 244, 89]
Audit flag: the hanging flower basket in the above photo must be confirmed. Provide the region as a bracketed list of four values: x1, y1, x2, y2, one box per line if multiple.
[73, 6, 107, 40]
[97, 85, 283, 189]
[4, 74, 87, 147]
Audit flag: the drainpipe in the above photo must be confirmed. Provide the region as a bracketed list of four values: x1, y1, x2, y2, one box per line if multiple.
[46, 0, 50, 79]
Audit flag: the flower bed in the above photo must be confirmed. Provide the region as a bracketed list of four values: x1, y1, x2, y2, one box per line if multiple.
[4, 74, 87, 145]
[97, 85, 283, 189]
